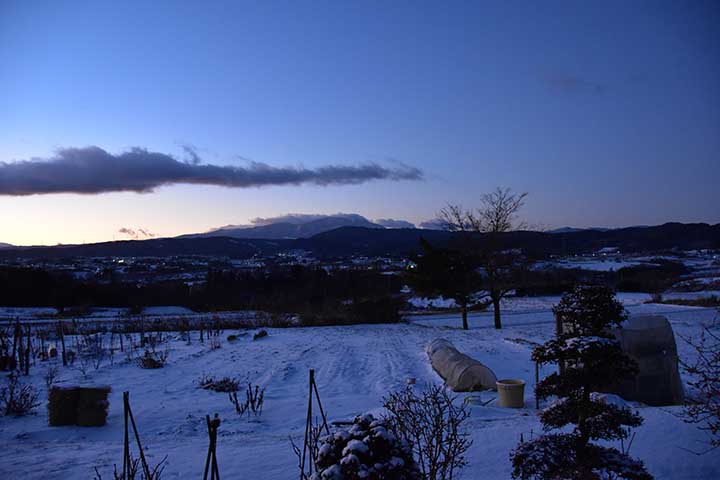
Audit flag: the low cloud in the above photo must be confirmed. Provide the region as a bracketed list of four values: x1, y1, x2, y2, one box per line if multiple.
[0, 146, 423, 196]
[249, 213, 366, 226]
[118, 227, 157, 240]
[375, 218, 415, 229]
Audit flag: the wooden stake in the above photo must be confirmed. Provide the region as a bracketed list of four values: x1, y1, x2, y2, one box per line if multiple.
[24, 325, 31, 375]
[123, 391, 151, 479]
[123, 392, 130, 479]
[58, 321, 67, 367]
[299, 369, 331, 479]
[300, 370, 314, 479]
[203, 414, 221, 480]
[535, 361, 540, 410]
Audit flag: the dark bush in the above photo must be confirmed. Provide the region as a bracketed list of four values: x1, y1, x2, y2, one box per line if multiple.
[1, 371, 40, 416]
[384, 386, 471, 480]
[301, 297, 404, 327]
[615, 260, 688, 293]
[229, 383, 265, 418]
[137, 349, 168, 369]
[198, 374, 240, 393]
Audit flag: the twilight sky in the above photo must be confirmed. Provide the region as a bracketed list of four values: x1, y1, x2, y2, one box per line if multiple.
[1, 0, 718, 246]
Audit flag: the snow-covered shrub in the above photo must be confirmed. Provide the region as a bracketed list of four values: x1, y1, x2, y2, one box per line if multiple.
[253, 329, 268, 341]
[383, 385, 471, 480]
[311, 414, 419, 480]
[511, 286, 652, 480]
[1, 371, 40, 416]
[198, 374, 240, 393]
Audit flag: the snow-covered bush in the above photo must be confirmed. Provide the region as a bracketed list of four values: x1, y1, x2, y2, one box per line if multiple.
[511, 285, 653, 480]
[311, 414, 419, 480]
[1, 371, 40, 416]
[383, 385, 471, 480]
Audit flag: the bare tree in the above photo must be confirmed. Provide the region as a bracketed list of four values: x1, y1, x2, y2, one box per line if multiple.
[681, 320, 720, 452]
[438, 188, 528, 329]
[384, 385, 472, 480]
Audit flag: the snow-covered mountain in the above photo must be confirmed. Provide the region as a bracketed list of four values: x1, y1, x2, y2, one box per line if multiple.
[189, 214, 385, 239]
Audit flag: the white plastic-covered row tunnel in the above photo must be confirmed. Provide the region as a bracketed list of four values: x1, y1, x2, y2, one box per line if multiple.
[426, 339, 498, 392]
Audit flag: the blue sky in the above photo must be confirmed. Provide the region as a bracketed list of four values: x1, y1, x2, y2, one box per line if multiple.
[1, 0, 718, 245]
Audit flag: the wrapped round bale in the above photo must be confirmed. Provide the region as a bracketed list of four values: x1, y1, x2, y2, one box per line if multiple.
[426, 338, 497, 392]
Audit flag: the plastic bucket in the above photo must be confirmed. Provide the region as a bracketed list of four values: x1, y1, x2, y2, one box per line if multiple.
[496, 379, 525, 408]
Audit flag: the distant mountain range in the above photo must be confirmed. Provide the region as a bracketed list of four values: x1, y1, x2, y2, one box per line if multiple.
[184, 214, 383, 240]
[1, 222, 718, 260]
[548, 227, 611, 234]
[547, 226, 649, 234]
[0, 242, 14, 249]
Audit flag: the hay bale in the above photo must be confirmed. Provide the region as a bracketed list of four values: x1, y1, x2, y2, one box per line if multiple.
[48, 385, 111, 427]
[48, 386, 79, 426]
[76, 386, 111, 427]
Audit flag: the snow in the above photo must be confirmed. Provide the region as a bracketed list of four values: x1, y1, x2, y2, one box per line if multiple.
[536, 259, 646, 272]
[407, 295, 458, 309]
[342, 439, 369, 456]
[664, 290, 720, 300]
[0, 300, 718, 479]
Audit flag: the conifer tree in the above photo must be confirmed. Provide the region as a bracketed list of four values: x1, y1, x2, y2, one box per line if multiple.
[407, 239, 484, 330]
[511, 286, 653, 480]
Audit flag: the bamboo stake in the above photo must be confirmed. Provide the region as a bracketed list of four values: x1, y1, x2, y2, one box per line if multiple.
[123, 392, 129, 479]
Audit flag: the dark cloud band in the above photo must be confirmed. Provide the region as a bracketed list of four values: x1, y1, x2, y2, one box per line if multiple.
[0, 146, 423, 195]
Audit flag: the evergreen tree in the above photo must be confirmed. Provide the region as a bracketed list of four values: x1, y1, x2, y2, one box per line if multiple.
[511, 286, 653, 480]
[406, 239, 484, 330]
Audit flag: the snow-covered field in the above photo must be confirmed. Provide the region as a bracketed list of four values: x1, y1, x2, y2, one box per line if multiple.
[1, 298, 719, 479]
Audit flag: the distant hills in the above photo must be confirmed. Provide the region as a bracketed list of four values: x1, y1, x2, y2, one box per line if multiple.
[0, 237, 291, 260]
[547, 226, 650, 234]
[0, 222, 718, 260]
[548, 227, 611, 234]
[0, 242, 13, 249]
[185, 214, 383, 240]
